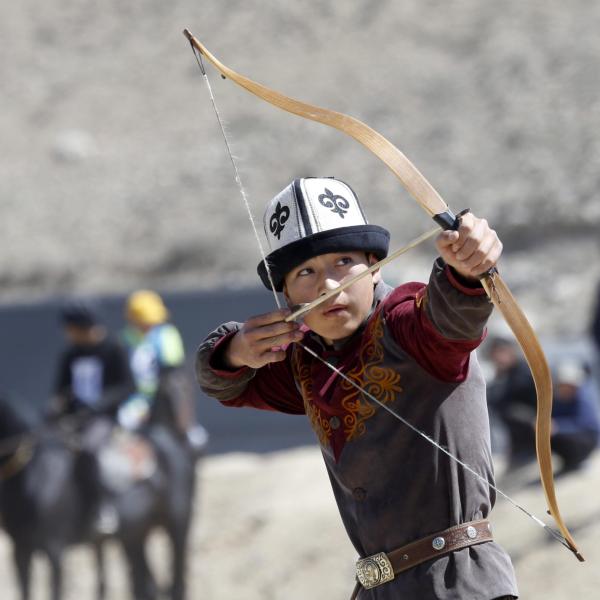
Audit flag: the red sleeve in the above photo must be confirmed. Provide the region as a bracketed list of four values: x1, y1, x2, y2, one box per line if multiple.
[383, 281, 486, 383]
[209, 335, 305, 415]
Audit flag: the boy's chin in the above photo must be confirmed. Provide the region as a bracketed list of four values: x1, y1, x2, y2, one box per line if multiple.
[311, 323, 359, 344]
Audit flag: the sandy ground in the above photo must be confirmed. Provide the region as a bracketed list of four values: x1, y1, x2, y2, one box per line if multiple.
[1, 445, 599, 600]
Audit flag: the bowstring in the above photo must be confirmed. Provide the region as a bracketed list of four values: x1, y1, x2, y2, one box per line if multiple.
[190, 46, 282, 299]
[187, 43, 571, 551]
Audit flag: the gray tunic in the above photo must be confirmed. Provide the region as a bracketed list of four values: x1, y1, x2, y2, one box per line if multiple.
[196, 259, 518, 599]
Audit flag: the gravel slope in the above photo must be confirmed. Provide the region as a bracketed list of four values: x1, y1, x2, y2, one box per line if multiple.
[2, 1, 600, 335]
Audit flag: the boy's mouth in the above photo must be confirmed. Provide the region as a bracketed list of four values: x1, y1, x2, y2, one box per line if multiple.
[323, 303, 348, 316]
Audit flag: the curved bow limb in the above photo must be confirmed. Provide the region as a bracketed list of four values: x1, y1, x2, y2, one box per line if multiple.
[183, 29, 583, 561]
[183, 30, 449, 219]
[482, 273, 583, 561]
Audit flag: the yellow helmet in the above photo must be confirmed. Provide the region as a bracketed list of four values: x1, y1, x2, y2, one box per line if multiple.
[126, 290, 169, 326]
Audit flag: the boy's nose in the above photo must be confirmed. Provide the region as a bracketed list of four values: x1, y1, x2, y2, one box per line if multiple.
[319, 276, 341, 296]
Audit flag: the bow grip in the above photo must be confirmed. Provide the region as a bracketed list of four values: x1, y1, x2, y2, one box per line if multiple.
[432, 208, 470, 231]
[432, 208, 497, 281]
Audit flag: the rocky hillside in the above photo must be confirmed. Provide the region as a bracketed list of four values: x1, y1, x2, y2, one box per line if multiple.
[2, 0, 600, 336]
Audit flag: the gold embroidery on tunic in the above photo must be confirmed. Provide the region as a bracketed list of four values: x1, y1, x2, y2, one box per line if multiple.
[340, 313, 402, 440]
[292, 311, 402, 448]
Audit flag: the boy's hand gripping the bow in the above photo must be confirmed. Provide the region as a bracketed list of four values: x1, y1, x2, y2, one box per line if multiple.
[435, 212, 503, 280]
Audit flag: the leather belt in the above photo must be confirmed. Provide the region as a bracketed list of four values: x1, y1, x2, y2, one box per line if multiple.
[351, 519, 493, 597]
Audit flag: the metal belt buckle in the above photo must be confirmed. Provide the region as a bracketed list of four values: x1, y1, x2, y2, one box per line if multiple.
[356, 552, 395, 589]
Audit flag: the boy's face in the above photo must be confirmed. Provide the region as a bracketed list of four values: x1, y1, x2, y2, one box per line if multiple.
[283, 251, 381, 345]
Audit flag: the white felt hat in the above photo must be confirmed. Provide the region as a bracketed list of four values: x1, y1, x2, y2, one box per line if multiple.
[257, 177, 389, 290]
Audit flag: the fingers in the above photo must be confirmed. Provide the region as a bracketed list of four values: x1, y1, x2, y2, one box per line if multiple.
[436, 213, 503, 278]
[261, 327, 305, 350]
[227, 309, 305, 369]
[245, 308, 294, 328]
[245, 310, 303, 346]
[260, 349, 288, 364]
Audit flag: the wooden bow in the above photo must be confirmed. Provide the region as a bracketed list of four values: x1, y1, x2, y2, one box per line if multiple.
[183, 29, 583, 561]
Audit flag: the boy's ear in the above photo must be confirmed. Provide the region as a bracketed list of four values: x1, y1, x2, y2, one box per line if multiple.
[367, 253, 382, 284]
[282, 284, 292, 307]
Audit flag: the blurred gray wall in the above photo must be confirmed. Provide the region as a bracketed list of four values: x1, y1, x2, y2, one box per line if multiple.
[0, 289, 316, 455]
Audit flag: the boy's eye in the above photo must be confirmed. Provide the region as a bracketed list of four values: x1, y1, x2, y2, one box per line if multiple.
[336, 256, 353, 266]
[297, 267, 314, 277]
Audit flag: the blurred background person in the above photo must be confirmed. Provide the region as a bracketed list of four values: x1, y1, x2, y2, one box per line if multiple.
[120, 290, 208, 456]
[49, 298, 135, 534]
[551, 359, 600, 475]
[486, 336, 538, 469]
[51, 299, 134, 419]
[590, 280, 600, 388]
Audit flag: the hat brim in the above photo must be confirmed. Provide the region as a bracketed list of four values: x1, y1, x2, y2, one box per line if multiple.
[257, 225, 390, 291]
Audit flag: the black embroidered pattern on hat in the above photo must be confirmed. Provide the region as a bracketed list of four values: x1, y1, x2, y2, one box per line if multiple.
[318, 187, 350, 218]
[269, 201, 290, 239]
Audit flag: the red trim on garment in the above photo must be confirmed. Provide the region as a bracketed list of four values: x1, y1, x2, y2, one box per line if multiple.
[209, 332, 306, 414]
[383, 283, 485, 383]
[444, 265, 487, 296]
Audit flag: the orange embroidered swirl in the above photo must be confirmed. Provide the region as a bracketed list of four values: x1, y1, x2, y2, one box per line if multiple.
[291, 310, 402, 447]
[340, 312, 402, 441]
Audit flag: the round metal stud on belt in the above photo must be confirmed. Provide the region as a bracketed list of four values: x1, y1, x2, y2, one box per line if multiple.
[432, 536, 446, 551]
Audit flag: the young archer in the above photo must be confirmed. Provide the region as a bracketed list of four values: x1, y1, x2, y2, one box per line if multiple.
[196, 176, 518, 599]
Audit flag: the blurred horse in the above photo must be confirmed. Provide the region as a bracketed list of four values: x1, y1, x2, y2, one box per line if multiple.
[0, 398, 105, 600]
[0, 395, 197, 600]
